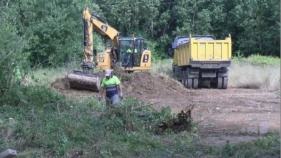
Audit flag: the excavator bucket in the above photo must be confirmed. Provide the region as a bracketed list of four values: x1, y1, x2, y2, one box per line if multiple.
[67, 71, 101, 92]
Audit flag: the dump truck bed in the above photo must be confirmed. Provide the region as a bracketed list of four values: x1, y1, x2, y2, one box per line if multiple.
[174, 35, 232, 68]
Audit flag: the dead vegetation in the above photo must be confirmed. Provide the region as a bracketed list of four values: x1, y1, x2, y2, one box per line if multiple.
[228, 63, 280, 91]
[156, 105, 194, 134]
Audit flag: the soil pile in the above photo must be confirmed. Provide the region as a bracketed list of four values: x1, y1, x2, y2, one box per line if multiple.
[121, 72, 187, 101]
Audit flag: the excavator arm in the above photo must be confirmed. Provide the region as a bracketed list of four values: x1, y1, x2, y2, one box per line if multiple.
[83, 7, 119, 64]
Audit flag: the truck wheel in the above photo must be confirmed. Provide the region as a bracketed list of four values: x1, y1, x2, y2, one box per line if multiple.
[216, 77, 222, 89]
[192, 78, 198, 89]
[187, 78, 192, 88]
[222, 77, 228, 89]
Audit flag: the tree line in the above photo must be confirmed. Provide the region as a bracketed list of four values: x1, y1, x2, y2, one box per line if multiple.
[0, 0, 279, 70]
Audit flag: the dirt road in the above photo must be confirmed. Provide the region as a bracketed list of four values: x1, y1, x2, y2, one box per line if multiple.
[51, 72, 280, 146]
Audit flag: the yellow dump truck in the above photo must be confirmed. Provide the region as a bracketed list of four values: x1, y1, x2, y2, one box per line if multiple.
[169, 34, 232, 89]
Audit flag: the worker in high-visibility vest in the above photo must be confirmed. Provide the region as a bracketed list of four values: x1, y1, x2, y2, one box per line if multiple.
[13, 66, 22, 81]
[126, 45, 137, 66]
[98, 70, 123, 109]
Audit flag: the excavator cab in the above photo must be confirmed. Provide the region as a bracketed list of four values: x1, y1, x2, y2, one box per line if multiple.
[119, 37, 145, 68]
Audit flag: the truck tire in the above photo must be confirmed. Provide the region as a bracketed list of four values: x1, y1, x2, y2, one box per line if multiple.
[183, 71, 191, 88]
[192, 78, 198, 89]
[216, 77, 222, 89]
[222, 77, 228, 89]
[187, 78, 192, 88]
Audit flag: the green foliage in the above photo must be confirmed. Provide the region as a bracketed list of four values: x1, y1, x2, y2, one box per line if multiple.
[0, 4, 29, 91]
[193, 132, 280, 157]
[97, 0, 160, 37]
[228, 0, 280, 57]
[218, 133, 280, 157]
[246, 54, 280, 66]
[232, 50, 245, 60]
[10, 0, 103, 67]
[232, 54, 280, 66]
[1, 0, 279, 69]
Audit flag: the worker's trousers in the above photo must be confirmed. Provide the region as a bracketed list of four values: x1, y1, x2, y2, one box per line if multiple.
[105, 94, 119, 109]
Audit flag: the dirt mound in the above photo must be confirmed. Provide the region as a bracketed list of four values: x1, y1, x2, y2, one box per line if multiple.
[50, 71, 187, 100]
[121, 72, 187, 101]
[51, 77, 70, 90]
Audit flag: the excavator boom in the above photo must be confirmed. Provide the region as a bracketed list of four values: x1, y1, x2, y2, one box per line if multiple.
[82, 8, 119, 63]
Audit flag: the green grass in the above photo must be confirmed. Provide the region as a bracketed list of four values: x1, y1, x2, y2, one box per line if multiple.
[24, 60, 96, 87]
[233, 54, 280, 66]
[25, 67, 69, 87]
[204, 132, 280, 158]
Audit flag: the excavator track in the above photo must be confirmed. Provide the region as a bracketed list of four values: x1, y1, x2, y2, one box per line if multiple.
[67, 71, 101, 92]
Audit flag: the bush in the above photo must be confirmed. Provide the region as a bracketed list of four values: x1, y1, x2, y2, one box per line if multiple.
[246, 54, 280, 65]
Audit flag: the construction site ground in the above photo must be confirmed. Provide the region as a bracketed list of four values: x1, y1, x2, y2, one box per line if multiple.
[51, 72, 280, 146]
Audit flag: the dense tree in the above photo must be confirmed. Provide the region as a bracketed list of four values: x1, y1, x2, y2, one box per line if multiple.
[15, 0, 103, 67]
[0, 3, 29, 90]
[0, 0, 279, 69]
[228, 0, 280, 56]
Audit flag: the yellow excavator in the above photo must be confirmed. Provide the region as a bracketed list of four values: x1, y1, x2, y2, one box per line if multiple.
[67, 7, 151, 92]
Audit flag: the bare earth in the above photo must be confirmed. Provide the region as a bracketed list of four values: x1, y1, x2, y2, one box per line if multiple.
[51, 72, 280, 146]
